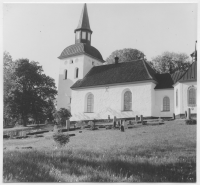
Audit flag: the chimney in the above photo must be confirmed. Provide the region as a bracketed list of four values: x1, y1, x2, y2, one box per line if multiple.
[115, 56, 119, 64]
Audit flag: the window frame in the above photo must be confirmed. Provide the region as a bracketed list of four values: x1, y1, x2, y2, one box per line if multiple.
[75, 68, 79, 78]
[188, 86, 196, 107]
[64, 70, 67, 79]
[88, 32, 91, 41]
[163, 96, 170, 112]
[82, 31, 86, 39]
[76, 31, 80, 40]
[86, 93, 94, 113]
[123, 90, 132, 111]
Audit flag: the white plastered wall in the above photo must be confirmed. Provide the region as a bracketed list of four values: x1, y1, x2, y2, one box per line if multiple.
[57, 54, 103, 110]
[70, 82, 155, 121]
[153, 89, 174, 118]
[174, 81, 197, 116]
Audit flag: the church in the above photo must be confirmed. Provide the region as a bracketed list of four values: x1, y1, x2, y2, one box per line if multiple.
[57, 4, 197, 122]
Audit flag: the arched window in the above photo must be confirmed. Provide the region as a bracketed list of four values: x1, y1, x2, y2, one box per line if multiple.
[87, 94, 94, 112]
[75, 68, 79, 78]
[163, 96, 170, 111]
[65, 70, 67, 79]
[176, 89, 178, 107]
[124, 91, 132, 111]
[188, 87, 196, 106]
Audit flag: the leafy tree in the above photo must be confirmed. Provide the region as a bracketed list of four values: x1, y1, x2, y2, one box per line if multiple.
[44, 99, 57, 122]
[3, 51, 16, 126]
[149, 52, 191, 74]
[6, 58, 57, 126]
[54, 108, 71, 126]
[105, 48, 145, 64]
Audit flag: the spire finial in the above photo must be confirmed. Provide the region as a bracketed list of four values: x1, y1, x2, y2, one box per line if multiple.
[74, 3, 92, 33]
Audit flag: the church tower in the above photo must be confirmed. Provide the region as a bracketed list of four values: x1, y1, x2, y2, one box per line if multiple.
[57, 4, 104, 110]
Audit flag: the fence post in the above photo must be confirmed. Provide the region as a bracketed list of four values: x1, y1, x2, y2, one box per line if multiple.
[187, 108, 191, 120]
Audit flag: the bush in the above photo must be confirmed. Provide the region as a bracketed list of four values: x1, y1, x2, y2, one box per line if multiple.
[89, 121, 96, 130]
[185, 119, 197, 125]
[53, 132, 70, 148]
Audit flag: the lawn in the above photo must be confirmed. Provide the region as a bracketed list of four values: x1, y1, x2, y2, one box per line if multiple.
[3, 120, 196, 182]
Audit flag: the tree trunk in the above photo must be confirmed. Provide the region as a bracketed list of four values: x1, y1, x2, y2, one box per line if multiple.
[22, 115, 27, 127]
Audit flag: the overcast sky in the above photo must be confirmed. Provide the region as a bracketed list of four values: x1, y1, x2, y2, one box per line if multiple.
[3, 3, 197, 88]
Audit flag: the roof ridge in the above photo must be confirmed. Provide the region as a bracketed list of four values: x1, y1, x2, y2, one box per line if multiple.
[141, 60, 154, 80]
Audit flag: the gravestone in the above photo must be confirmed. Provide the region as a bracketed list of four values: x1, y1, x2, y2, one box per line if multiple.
[123, 120, 128, 129]
[66, 120, 70, 131]
[10, 131, 14, 139]
[173, 113, 176, 120]
[113, 116, 117, 127]
[140, 115, 143, 124]
[136, 115, 138, 122]
[187, 108, 191, 119]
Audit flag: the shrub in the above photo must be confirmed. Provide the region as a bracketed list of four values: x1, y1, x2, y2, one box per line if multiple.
[89, 121, 96, 130]
[53, 132, 70, 148]
[185, 119, 196, 125]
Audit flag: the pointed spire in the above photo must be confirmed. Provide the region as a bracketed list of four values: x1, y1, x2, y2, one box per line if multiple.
[190, 40, 197, 62]
[74, 4, 92, 33]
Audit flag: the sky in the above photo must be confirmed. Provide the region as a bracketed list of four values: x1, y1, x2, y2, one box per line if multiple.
[3, 3, 197, 88]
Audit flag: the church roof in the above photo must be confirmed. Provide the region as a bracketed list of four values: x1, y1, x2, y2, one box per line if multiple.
[154, 73, 174, 89]
[74, 4, 92, 33]
[170, 71, 185, 84]
[71, 60, 158, 89]
[58, 43, 104, 62]
[178, 61, 197, 82]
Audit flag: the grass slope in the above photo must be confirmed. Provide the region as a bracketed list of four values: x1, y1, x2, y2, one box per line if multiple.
[3, 120, 196, 182]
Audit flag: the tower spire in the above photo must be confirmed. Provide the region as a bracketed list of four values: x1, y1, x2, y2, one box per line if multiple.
[75, 3, 92, 33]
[74, 4, 93, 45]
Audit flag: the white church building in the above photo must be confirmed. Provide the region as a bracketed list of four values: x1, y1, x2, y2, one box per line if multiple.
[57, 4, 197, 122]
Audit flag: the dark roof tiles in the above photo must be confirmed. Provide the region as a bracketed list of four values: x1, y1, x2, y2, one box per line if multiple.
[171, 71, 185, 84]
[71, 59, 197, 90]
[71, 60, 157, 89]
[154, 73, 174, 89]
[179, 61, 197, 82]
[58, 43, 104, 62]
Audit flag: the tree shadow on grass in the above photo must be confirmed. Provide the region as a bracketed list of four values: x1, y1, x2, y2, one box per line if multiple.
[3, 149, 196, 182]
[45, 149, 196, 182]
[3, 158, 58, 182]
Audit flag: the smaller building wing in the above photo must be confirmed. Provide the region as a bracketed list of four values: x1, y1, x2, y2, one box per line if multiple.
[154, 73, 174, 89]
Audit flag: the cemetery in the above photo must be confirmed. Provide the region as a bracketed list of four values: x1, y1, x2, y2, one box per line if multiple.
[3, 116, 196, 182]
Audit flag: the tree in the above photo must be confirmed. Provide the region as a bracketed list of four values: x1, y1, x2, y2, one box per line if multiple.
[105, 48, 145, 64]
[149, 52, 191, 74]
[6, 58, 57, 126]
[3, 51, 16, 126]
[54, 108, 71, 126]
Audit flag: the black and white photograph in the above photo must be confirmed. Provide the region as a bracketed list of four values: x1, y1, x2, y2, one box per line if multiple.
[3, 1, 198, 182]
